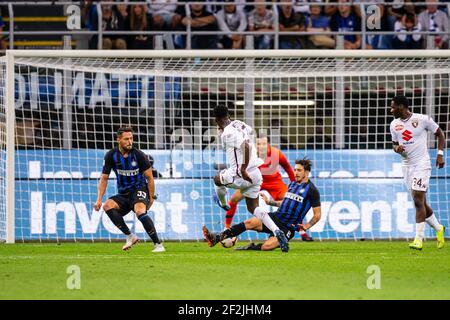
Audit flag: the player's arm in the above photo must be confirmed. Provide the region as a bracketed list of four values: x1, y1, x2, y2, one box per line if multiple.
[435, 127, 445, 169]
[94, 152, 113, 211]
[390, 123, 405, 154]
[297, 187, 321, 231]
[279, 150, 295, 181]
[298, 206, 321, 231]
[260, 192, 282, 207]
[392, 140, 405, 154]
[138, 151, 156, 207]
[94, 174, 109, 211]
[240, 140, 253, 183]
[143, 168, 156, 208]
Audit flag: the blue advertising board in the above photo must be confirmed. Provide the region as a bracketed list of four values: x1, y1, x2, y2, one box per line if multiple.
[14, 150, 450, 241]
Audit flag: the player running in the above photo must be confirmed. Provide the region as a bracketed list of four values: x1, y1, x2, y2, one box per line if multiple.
[204, 105, 290, 252]
[93, 126, 165, 252]
[224, 134, 314, 241]
[203, 158, 321, 251]
[389, 95, 446, 250]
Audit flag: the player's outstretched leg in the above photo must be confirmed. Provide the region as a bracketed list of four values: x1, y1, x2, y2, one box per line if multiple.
[202, 226, 221, 247]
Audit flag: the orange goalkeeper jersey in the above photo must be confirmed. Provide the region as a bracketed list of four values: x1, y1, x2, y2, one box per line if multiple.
[259, 146, 295, 198]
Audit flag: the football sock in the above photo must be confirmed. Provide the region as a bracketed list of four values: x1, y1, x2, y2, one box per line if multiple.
[415, 222, 425, 241]
[105, 209, 131, 235]
[138, 213, 160, 244]
[254, 207, 280, 233]
[425, 214, 442, 232]
[225, 201, 238, 228]
[223, 222, 247, 238]
[247, 243, 262, 251]
[214, 185, 228, 207]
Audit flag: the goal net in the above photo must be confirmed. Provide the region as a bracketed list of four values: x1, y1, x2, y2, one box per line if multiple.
[1, 50, 449, 242]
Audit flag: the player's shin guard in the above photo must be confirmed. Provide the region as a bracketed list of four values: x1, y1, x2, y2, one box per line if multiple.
[138, 213, 161, 244]
[214, 185, 228, 207]
[225, 201, 238, 228]
[253, 207, 279, 233]
[106, 209, 131, 235]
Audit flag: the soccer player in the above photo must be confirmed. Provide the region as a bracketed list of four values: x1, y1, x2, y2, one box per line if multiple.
[224, 134, 314, 241]
[203, 158, 321, 251]
[205, 105, 290, 252]
[390, 95, 446, 250]
[93, 126, 165, 252]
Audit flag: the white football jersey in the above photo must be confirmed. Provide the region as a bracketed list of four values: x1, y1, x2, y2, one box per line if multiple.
[390, 113, 439, 166]
[221, 120, 264, 176]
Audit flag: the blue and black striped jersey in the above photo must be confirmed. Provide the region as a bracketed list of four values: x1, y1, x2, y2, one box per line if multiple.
[275, 181, 321, 228]
[102, 147, 151, 194]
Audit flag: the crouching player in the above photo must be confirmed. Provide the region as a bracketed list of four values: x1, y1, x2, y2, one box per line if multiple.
[203, 158, 321, 251]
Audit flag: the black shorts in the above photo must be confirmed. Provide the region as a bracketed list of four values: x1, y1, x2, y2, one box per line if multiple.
[109, 185, 150, 216]
[261, 212, 296, 241]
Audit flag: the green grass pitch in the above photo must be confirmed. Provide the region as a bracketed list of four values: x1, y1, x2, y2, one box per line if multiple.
[1, 240, 449, 300]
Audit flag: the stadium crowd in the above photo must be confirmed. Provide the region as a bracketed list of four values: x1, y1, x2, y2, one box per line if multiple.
[80, 0, 450, 50]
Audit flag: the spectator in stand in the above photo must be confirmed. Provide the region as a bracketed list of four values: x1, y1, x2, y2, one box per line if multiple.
[148, 0, 178, 30]
[216, 0, 247, 49]
[352, 0, 390, 49]
[330, 0, 362, 49]
[0, 10, 6, 50]
[306, 2, 335, 49]
[324, 0, 338, 16]
[294, 0, 311, 15]
[386, 0, 407, 30]
[278, 0, 307, 49]
[89, 4, 128, 49]
[248, 0, 276, 49]
[81, 0, 97, 31]
[392, 12, 422, 49]
[181, 2, 218, 49]
[127, 4, 153, 49]
[418, 0, 450, 49]
[171, 0, 188, 48]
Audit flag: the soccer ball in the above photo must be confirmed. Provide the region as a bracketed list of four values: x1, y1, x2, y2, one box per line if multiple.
[220, 237, 237, 248]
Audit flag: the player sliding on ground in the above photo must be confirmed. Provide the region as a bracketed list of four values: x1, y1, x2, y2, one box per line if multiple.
[224, 134, 313, 241]
[203, 158, 321, 251]
[93, 126, 165, 252]
[204, 105, 290, 252]
[389, 95, 446, 250]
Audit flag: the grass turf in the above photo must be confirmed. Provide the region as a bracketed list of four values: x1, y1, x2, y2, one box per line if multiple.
[0, 241, 449, 300]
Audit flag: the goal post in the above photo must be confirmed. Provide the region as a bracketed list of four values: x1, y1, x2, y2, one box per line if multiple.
[1, 49, 449, 243]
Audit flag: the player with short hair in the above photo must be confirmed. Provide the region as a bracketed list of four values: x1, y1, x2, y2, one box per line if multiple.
[390, 95, 446, 250]
[224, 134, 314, 241]
[203, 158, 322, 251]
[204, 105, 290, 252]
[93, 126, 165, 252]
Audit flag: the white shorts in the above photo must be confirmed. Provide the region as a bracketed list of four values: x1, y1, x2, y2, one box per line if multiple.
[219, 167, 263, 199]
[402, 163, 431, 192]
